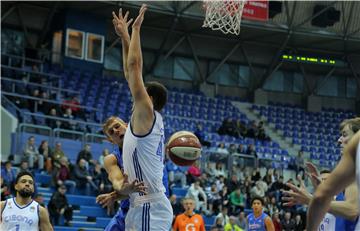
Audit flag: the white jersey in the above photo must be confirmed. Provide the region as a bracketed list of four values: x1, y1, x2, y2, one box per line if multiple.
[1, 198, 40, 231]
[318, 213, 336, 231]
[123, 111, 166, 205]
[355, 142, 360, 231]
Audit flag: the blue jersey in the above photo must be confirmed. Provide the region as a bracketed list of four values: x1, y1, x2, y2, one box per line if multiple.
[335, 192, 358, 231]
[247, 212, 268, 231]
[112, 147, 130, 212]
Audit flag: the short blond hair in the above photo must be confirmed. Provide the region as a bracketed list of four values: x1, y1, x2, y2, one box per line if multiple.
[339, 117, 360, 133]
[102, 116, 126, 139]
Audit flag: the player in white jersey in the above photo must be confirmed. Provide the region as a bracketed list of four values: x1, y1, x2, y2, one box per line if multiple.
[1, 171, 53, 231]
[307, 129, 360, 231]
[112, 4, 173, 231]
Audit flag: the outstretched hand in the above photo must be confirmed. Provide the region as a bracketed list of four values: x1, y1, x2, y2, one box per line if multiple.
[132, 4, 147, 29]
[112, 8, 133, 39]
[306, 162, 321, 189]
[282, 174, 313, 207]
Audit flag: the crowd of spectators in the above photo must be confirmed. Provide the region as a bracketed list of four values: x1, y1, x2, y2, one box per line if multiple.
[218, 119, 270, 141]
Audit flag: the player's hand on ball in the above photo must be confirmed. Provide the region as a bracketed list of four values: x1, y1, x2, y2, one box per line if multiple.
[112, 8, 133, 39]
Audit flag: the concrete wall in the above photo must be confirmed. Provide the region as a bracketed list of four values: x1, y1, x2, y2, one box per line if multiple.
[1, 106, 18, 161]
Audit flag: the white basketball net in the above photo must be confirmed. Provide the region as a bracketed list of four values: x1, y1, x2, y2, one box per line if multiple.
[202, 0, 246, 35]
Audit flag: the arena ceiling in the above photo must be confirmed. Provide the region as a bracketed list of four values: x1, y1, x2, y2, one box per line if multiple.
[2, 1, 360, 88]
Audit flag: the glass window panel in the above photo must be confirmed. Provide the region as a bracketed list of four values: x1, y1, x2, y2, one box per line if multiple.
[86, 33, 104, 63]
[65, 29, 84, 59]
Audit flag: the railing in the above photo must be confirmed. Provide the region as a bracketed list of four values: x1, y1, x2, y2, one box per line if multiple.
[1, 64, 61, 87]
[1, 92, 101, 116]
[54, 128, 85, 143]
[17, 123, 53, 154]
[1, 53, 44, 72]
[85, 133, 108, 144]
[1, 77, 79, 100]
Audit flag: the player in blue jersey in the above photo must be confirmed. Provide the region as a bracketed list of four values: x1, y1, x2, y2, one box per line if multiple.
[247, 197, 274, 231]
[96, 116, 147, 231]
[282, 118, 360, 230]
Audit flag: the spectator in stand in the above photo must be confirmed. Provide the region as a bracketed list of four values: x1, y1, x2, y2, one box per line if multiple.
[272, 212, 282, 231]
[224, 216, 243, 231]
[1, 176, 11, 201]
[92, 163, 112, 194]
[166, 159, 187, 188]
[218, 185, 230, 211]
[186, 180, 208, 213]
[23, 136, 44, 169]
[257, 121, 267, 140]
[266, 196, 280, 217]
[235, 120, 247, 138]
[295, 150, 305, 176]
[53, 142, 65, 168]
[227, 174, 239, 193]
[263, 168, 276, 186]
[98, 148, 110, 167]
[236, 211, 247, 230]
[216, 206, 230, 227]
[38, 140, 53, 173]
[246, 144, 257, 158]
[61, 108, 77, 131]
[250, 181, 265, 198]
[34, 193, 45, 207]
[76, 144, 95, 169]
[19, 160, 31, 173]
[212, 217, 224, 231]
[246, 120, 258, 139]
[1, 161, 17, 187]
[269, 176, 284, 201]
[294, 214, 305, 231]
[215, 175, 226, 193]
[217, 143, 229, 155]
[237, 144, 246, 154]
[55, 157, 76, 194]
[229, 187, 246, 214]
[62, 95, 83, 119]
[228, 144, 237, 155]
[37, 91, 51, 115]
[194, 124, 211, 147]
[251, 168, 261, 182]
[169, 194, 183, 219]
[74, 158, 98, 195]
[208, 183, 221, 215]
[218, 118, 235, 137]
[48, 185, 73, 226]
[214, 162, 226, 178]
[281, 211, 295, 231]
[29, 89, 40, 112]
[46, 108, 61, 129]
[173, 197, 205, 231]
[187, 161, 202, 184]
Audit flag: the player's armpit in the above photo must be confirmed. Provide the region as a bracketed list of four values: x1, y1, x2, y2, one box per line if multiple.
[328, 181, 359, 220]
[39, 206, 54, 231]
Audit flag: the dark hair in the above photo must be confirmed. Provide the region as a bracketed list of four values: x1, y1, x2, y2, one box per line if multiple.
[145, 81, 167, 111]
[251, 196, 264, 205]
[320, 169, 331, 174]
[15, 171, 34, 184]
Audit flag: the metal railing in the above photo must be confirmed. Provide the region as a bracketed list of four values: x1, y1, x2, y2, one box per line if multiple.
[1, 53, 44, 72]
[1, 77, 79, 100]
[17, 123, 53, 154]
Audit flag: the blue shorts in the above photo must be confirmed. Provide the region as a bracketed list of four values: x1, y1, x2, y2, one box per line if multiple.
[105, 209, 127, 231]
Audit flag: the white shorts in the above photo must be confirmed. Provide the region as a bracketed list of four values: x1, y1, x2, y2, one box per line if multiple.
[125, 194, 173, 231]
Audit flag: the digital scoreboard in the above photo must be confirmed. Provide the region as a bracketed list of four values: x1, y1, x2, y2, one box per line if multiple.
[281, 54, 345, 67]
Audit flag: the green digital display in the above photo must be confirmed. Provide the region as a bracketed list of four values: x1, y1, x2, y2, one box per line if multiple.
[281, 54, 342, 66]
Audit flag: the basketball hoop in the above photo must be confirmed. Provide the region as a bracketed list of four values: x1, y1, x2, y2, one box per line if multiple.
[202, 0, 246, 35]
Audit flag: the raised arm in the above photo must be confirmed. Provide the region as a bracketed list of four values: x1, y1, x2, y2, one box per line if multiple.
[306, 131, 360, 231]
[112, 9, 133, 81]
[127, 4, 154, 135]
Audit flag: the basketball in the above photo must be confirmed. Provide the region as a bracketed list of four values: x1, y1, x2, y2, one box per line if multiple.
[167, 131, 202, 166]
